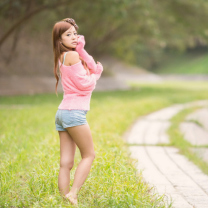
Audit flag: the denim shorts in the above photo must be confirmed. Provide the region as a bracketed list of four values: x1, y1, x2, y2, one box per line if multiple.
[55, 109, 88, 131]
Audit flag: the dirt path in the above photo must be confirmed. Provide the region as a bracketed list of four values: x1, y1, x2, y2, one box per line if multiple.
[124, 100, 208, 208]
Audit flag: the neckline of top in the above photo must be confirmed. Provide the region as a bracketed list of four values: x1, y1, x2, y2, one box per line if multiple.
[59, 59, 82, 68]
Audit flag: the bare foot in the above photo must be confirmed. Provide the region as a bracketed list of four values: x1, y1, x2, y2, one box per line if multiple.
[65, 192, 78, 206]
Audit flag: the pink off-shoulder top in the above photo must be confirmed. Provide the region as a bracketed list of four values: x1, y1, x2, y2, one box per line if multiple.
[57, 52, 103, 111]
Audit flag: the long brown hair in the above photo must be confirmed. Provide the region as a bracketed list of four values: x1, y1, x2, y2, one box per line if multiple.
[52, 18, 90, 96]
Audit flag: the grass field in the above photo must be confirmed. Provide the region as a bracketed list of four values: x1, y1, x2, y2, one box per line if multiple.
[154, 52, 208, 74]
[168, 105, 208, 175]
[1, 81, 208, 207]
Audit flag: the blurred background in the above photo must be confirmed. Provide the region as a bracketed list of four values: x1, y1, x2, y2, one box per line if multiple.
[1, 2, 208, 206]
[1, 0, 208, 95]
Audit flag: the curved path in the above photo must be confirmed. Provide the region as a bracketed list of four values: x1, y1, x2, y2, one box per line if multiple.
[123, 100, 208, 208]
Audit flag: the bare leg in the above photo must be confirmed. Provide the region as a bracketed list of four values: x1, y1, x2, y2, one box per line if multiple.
[65, 123, 95, 204]
[58, 131, 76, 196]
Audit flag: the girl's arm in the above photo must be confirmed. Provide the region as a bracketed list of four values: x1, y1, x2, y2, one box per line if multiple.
[75, 35, 103, 74]
[70, 62, 102, 91]
[89, 62, 103, 80]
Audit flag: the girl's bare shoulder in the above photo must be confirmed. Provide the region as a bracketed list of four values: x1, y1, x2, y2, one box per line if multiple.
[63, 51, 80, 66]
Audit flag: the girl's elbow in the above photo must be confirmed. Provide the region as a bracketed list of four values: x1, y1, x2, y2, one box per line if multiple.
[78, 83, 96, 91]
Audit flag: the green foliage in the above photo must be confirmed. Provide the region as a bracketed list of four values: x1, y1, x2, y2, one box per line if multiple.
[153, 50, 208, 74]
[1, 0, 208, 60]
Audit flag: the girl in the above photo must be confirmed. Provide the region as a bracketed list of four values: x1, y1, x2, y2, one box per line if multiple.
[52, 18, 103, 206]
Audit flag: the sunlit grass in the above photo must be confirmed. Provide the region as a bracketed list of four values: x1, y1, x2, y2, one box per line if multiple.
[168, 106, 208, 175]
[154, 52, 208, 74]
[1, 81, 208, 207]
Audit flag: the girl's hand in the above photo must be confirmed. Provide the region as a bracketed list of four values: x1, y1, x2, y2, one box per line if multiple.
[96, 61, 103, 72]
[75, 35, 85, 52]
[97, 61, 102, 66]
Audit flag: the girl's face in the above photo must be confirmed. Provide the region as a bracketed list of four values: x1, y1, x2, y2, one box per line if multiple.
[60, 25, 78, 50]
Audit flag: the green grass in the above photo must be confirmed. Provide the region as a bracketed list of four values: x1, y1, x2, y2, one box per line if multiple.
[168, 106, 208, 175]
[154, 52, 208, 74]
[1, 81, 208, 207]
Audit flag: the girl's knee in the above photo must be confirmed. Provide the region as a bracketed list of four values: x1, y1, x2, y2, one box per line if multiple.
[88, 151, 96, 160]
[82, 152, 95, 160]
[60, 160, 74, 170]
[92, 152, 96, 159]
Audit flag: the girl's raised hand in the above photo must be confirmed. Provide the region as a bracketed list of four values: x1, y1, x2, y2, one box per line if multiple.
[76, 35, 85, 52]
[97, 61, 102, 66]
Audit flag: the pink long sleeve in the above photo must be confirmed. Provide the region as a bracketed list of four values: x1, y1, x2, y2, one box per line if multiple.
[90, 63, 103, 79]
[75, 35, 102, 74]
[78, 48, 99, 73]
[72, 62, 103, 89]
[71, 70, 96, 91]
